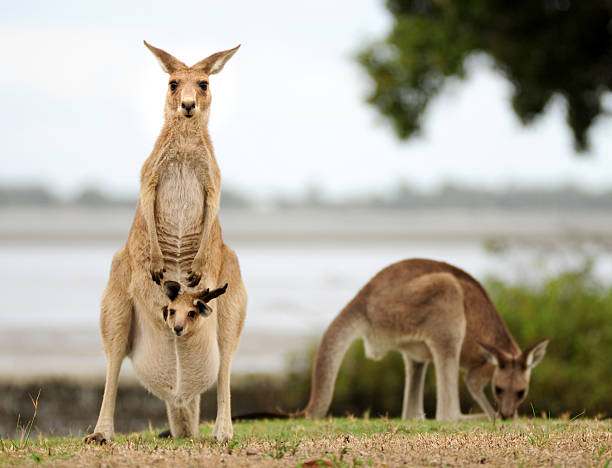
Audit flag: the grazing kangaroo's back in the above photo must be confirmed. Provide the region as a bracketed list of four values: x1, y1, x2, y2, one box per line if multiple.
[302, 258, 548, 421]
[85, 42, 247, 446]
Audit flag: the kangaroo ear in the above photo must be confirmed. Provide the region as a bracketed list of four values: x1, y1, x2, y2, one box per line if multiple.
[522, 339, 549, 369]
[162, 306, 168, 321]
[144, 41, 187, 74]
[477, 341, 508, 368]
[193, 45, 240, 75]
[194, 299, 212, 316]
[164, 281, 181, 301]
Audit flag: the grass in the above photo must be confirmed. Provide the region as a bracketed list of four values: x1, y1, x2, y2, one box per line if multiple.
[0, 418, 610, 467]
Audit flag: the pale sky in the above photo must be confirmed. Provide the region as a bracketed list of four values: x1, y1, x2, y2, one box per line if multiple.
[1, 0, 611, 201]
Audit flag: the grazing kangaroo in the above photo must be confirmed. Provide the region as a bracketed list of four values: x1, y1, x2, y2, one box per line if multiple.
[301, 258, 548, 421]
[84, 41, 247, 444]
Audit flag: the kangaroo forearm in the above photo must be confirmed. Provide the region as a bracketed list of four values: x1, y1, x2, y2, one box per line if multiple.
[141, 182, 162, 256]
[195, 190, 219, 259]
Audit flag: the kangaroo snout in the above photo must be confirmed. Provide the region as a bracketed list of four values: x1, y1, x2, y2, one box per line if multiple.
[181, 100, 196, 117]
[174, 326, 184, 336]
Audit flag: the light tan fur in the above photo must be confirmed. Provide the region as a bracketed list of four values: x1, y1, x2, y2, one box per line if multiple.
[301, 258, 548, 421]
[84, 42, 246, 444]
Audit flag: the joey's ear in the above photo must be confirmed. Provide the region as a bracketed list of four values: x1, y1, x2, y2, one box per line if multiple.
[522, 339, 549, 369]
[194, 299, 212, 316]
[193, 45, 240, 75]
[477, 341, 507, 367]
[162, 306, 168, 321]
[200, 283, 228, 302]
[164, 281, 181, 301]
[144, 41, 187, 73]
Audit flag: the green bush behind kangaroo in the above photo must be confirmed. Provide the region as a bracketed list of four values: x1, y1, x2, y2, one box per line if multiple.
[284, 265, 612, 418]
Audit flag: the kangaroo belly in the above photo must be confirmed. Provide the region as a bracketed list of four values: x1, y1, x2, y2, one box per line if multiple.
[363, 332, 433, 362]
[155, 160, 204, 279]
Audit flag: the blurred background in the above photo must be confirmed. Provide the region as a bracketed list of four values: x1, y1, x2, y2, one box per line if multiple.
[1, 0, 611, 436]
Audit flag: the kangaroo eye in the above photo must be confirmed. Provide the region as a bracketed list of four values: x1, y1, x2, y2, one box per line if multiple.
[495, 386, 503, 395]
[516, 390, 525, 399]
[169, 309, 175, 316]
[198, 81, 208, 91]
[188, 311, 196, 318]
[169, 81, 178, 91]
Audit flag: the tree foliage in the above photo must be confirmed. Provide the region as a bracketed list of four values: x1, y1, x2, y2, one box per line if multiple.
[358, 0, 612, 151]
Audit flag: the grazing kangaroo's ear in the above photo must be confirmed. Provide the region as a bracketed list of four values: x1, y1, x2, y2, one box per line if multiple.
[144, 41, 187, 73]
[477, 341, 508, 368]
[200, 283, 228, 302]
[164, 281, 181, 301]
[522, 339, 549, 369]
[193, 45, 240, 75]
[162, 306, 168, 321]
[194, 299, 212, 316]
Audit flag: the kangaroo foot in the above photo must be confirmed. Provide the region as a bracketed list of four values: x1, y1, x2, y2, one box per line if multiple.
[158, 429, 172, 438]
[213, 417, 233, 443]
[83, 432, 107, 445]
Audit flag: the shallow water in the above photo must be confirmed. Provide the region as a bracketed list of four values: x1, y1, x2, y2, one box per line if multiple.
[1, 207, 611, 378]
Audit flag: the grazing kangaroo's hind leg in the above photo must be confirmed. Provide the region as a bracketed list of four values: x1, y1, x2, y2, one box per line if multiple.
[84, 249, 132, 444]
[411, 272, 466, 422]
[401, 354, 429, 420]
[303, 302, 369, 419]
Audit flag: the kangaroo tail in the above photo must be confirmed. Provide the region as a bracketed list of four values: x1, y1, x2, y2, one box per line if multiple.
[231, 411, 291, 421]
[231, 298, 367, 421]
[301, 298, 368, 419]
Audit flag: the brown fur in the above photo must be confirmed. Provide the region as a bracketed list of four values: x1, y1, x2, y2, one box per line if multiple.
[84, 42, 246, 444]
[301, 258, 548, 421]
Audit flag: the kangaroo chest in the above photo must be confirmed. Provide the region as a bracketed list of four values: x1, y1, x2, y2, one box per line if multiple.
[155, 158, 206, 276]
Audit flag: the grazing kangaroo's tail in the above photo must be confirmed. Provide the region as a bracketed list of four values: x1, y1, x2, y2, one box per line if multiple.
[302, 299, 368, 419]
[230, 299, 368, 422]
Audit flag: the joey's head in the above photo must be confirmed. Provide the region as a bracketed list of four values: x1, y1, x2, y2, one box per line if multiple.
[478, 339, 549, 419]
[144, 41, 240, 124]
[162, 281, 228, 337]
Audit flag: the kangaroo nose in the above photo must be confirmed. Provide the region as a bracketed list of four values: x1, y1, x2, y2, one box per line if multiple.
[181, 101, 195, 111]
[174, 326, 183, 335]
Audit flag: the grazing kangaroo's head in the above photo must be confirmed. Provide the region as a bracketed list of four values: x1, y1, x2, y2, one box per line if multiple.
[144, 41, 240, 123]
[162, 281, 228, 337]
[478, 339, 549, 419]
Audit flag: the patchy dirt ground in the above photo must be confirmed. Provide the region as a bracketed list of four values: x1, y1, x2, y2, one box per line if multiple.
[1, 418, 610, 467]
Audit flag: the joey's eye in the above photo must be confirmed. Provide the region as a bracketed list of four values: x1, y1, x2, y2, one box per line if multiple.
[516, 390, 525, 399]
[169, 81, 178, 91]
[188, 311, 196, 319]
[495, 386, 503, 395]
[198, 81, 208, 91]
[169, 309, 175, 316]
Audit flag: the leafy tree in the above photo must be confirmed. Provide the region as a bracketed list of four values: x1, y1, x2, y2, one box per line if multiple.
[358, 0, 612, 151]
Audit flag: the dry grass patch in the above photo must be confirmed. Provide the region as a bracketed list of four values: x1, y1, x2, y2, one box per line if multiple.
[0, 418, 610, 467]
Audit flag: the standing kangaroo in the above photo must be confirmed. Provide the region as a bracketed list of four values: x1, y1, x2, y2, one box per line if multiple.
[84, 41, 247, 444]
[302, 258, 548, 421]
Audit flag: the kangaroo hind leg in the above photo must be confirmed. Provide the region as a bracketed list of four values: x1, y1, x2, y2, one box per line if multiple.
[84, 248, 132, 444]
[166, 396, 200, 438]
[401, 353, 429, 420]
[414, 272, 465, 422]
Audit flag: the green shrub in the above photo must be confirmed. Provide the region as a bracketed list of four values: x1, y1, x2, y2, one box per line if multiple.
[284, 266, 612, 418]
